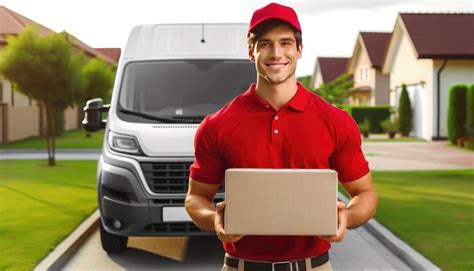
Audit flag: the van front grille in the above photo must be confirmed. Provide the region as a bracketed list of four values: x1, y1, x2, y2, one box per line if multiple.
[140, 162, 225, 194]
[143, 222, 210, 235]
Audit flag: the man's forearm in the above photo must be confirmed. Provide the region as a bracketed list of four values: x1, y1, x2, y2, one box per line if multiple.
[185, 194, 217, 231]
[346, 190, 378, 229]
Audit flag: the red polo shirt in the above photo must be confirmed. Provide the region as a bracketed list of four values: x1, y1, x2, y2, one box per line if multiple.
[190, 82, 369, 261]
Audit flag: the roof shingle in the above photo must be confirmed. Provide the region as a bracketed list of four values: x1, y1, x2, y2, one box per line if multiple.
[95, 48, 121, 63]
[400, 13, 474, 58]
[0, 5, 116, 64]
[318, 57, 349, 83]
[360, 32, 391, 68]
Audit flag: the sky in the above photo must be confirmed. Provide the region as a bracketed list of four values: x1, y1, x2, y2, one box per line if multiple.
[1, 0, 472, 76]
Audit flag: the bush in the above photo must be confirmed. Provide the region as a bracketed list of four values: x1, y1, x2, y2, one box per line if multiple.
[466, 84, 474, 137]
[358, 117, 371, 137]
[381, 118, 399, 133]
[398, 84, 413, 136]
[447, 83, 468, 144]
[344, 106, 391, 133]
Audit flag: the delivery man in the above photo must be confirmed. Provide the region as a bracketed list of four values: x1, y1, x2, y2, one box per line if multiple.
[185, 2, 378, 270]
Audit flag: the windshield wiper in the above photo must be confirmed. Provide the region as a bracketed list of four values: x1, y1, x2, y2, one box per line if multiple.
[119, 109, 201, 123]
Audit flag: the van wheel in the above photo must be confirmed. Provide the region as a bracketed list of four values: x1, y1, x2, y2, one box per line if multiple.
[99, 220, 128, 253]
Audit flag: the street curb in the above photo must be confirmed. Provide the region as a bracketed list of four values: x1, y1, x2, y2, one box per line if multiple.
[34, 210, 100, 271]
[338, 192, 441, 271]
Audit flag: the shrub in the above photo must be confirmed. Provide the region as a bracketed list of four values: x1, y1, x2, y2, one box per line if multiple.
[381, 117, 399, 133]
[358, 117, 371, 138]
[398, 84, 413, 136]
[466, 84, 474, 137]
[447, 83, 468, 144]
[344, 106, 391, 133]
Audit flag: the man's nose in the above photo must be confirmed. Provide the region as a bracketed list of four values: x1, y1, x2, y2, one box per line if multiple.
[270, 44, 283, 58]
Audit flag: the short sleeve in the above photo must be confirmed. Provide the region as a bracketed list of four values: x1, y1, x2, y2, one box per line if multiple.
[330, 112, 370, 183]
[189, 116, 226, 184]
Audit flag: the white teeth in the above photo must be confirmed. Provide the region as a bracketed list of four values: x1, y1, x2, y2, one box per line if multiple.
[268, 64, 286, 69]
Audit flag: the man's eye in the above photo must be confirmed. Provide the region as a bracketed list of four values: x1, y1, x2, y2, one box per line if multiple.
[260, 42, 269, 47]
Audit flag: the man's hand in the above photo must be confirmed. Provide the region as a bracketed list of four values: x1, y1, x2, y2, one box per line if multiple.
[318, 201, 347, 242]
[214, 202, 244, 243]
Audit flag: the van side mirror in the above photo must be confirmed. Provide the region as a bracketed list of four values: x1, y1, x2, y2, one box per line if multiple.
[82, 98, 110, 132]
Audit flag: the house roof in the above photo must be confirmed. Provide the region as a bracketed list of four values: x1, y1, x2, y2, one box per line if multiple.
[360, 32, 391, 68]
[95, 48, 121, 63]
[0, 5, 116, 64]
[317, 57, 349, 83]
[400, 13, 474, 58]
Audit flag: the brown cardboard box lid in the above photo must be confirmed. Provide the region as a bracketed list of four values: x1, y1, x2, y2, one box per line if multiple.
[224, 168, 337, 236]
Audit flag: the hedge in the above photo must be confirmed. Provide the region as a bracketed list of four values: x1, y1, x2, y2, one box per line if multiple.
[466, 84, 474, 137]
[340, 105, 391, 133]
[447, 83, 468, 144]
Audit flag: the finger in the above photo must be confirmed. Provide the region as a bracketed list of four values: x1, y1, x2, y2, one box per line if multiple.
[337, 201, 346, 210]
[216, 201, 226, 210]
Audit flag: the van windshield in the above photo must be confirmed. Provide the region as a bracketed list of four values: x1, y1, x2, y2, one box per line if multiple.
[118, 60, 256, 123]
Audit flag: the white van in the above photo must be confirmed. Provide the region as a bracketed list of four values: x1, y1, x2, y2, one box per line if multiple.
[83, 23, 256, 253]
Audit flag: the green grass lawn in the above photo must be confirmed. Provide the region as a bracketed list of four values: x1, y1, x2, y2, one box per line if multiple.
[0, 160, 97, 271]
[0, 129, 104, 149]
[372, 170, 474, 271]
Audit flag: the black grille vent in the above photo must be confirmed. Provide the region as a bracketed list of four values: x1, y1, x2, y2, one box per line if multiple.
[144, 222, 202, 233]
[140, 162, 224, 194]
[152, 197, 224, 205]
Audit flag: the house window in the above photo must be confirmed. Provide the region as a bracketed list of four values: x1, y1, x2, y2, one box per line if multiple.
[360, 68, 368, 81]
[360, 68, 370, 82]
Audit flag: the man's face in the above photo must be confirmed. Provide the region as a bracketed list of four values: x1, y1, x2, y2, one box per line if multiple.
[249, 24, 302, 85]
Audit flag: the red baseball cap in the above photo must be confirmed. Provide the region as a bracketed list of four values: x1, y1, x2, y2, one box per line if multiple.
[248, 3, 301, 34]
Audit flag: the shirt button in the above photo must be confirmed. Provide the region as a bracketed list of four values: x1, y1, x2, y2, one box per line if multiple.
[274, 129, 279, 134]
[274, 116, 279, 120]
[265, 105, 270, 109]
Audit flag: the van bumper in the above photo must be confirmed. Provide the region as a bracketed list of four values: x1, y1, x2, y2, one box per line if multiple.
[99, 150, 223, 237]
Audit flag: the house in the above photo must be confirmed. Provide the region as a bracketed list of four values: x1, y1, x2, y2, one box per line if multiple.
[95, 48, 122, 63]
[0, 5, 118, 143]
[347, 32, 391, 106]
[382, 13, 474, 140]
[310, 57, 349, 89]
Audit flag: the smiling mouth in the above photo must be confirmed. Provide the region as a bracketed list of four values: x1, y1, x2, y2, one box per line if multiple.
[266, 63, 288, 70]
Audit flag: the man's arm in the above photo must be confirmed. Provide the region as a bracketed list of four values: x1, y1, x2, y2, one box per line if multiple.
[185, 177, 243, 243]
[341, 172, 378, 229]
[185, 178, 221, 231]
[319, 172, 377, 242]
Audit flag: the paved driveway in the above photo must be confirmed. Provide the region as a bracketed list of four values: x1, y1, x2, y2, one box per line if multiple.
[363, 141, 473, 170]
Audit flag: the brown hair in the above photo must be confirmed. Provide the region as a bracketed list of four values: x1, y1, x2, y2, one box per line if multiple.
[247, 19, 302, 51]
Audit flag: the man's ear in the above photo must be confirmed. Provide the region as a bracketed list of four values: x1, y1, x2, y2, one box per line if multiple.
[297, 44, 303, 59]
[248, 46, 255, 62]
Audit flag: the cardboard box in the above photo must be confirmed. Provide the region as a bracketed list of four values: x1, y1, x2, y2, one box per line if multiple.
[224, 168, 337, 236]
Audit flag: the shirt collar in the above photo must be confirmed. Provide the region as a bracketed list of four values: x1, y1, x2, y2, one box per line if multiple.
[242, 82, 310, 113]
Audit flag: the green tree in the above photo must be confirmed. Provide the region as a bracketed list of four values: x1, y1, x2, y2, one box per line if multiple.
[0, 27, 85, 165]
[77, 57, 115, 137]
[398, 84, 413, 137]
[78, 57, 115, 103]
[297, 75, 311, 89]
[313, 73, 353, 104]
[447, 83, 468, 144]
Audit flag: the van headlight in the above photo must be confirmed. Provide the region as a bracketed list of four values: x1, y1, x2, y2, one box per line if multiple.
[108, 131, 141, 154]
